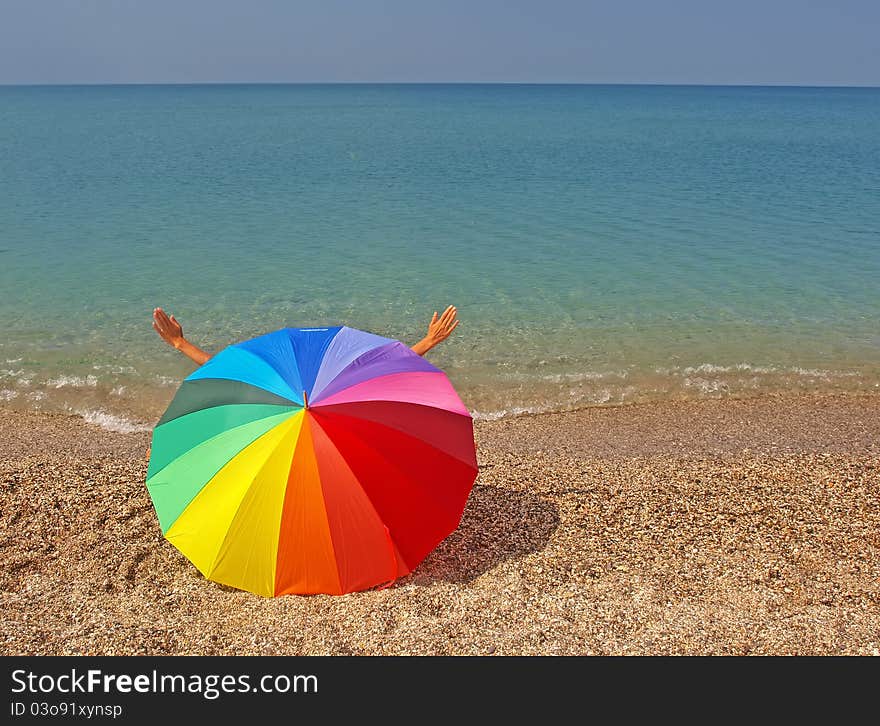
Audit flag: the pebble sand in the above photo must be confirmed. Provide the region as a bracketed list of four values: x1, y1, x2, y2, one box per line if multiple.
[1, 393, 878, 655]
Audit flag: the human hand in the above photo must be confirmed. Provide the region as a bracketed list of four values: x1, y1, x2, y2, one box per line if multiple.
[152, 307, 185, 349]
[425, 305, 460, 347]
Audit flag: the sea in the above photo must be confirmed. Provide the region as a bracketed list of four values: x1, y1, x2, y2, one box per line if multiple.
[1, 84, 878, 431]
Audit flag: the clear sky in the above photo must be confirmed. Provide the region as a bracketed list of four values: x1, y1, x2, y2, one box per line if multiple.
[1, 0, 878, 86]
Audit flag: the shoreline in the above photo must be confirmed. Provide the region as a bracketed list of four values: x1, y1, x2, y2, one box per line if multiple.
[3, 387, 878, 452]
[3, 355, 879, 430]
[1, 390, 878, 655]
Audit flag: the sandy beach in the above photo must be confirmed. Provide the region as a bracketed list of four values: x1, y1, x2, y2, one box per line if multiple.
[1, 391, 878, 656]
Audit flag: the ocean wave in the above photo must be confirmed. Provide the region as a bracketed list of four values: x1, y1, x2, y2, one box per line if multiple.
[788, 366, 859, 378]
[472, 405, 554, 421]
[501, 369, 629, 383]
[657, 363, 860, 378]
[683, 377, 731, 394]
[683, 363, 778, 375]
[471, 387, 623, 420]
[590, 389, 613, 404]
[92, 364, 138, 374]
[75, 408, 153, 433]
[1, 369, 36, 386]
[544, 370, 629, 383]
[45, 374, 99, 388]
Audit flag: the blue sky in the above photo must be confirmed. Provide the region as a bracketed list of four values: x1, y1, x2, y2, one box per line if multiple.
[1, 1, 877, 85]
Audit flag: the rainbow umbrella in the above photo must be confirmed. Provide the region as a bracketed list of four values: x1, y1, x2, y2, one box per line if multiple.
[146, 325, 477, 596]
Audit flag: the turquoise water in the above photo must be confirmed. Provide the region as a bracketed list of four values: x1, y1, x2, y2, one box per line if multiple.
[1, 84, 878, 428]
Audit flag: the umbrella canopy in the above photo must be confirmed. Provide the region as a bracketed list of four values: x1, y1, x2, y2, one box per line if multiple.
[146, 325, 477, 596]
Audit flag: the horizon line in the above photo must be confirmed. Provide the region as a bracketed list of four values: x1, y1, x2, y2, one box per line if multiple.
[1, 81, 878, 90]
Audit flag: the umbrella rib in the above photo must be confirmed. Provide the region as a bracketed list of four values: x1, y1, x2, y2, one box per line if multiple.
[305, 414, 344, 596]
[316, 412, 462, 521]
[147, 404, 300, 481]
[308, 411, 474, 574]
[157, 378, 302, 427]
[308, 342, 440, 405]
[308, 414, 404, 589]
[273, 413, 343, 595]
[309, 334, 399, 401]
[188, 344, 305, 405]
[204, 413, 306, 582]
[147, 411, 297, 483]
[310, 400, 476, 467]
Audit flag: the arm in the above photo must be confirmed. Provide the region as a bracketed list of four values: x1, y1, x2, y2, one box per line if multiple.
[411, 305, 460, 357]
[152, 307, 211, 366]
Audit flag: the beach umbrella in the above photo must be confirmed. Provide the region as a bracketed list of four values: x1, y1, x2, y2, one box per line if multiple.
[145, 325, 477, 596]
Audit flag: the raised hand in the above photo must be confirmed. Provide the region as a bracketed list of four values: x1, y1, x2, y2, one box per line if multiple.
[411, 305, 460, 356]
[152, 307, 185, 349]
[426, 305, 460, 346]
[151, 307, 211, 365]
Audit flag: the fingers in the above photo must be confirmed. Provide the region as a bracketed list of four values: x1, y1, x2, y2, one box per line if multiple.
[152, 308, 179, 344]
[426, 305, 460, 343]
[153, 308, 183, 338]
[153, 317, 170, 338]
[154, 310, 169, 333]
[439, 305, 457, 328]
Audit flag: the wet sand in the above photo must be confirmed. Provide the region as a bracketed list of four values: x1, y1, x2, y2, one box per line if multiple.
[1, 392, 878, 655]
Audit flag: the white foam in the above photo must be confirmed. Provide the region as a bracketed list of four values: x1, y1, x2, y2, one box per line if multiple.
[681, 363, 778, 375]
[26, 390, 46, 401]
[543, 370, 628, 383]
[683, 377, 730, 394]
[4, 358, 22, 364]
[75, 409, 153, 433]
[91, 364, 137, 374]
[471, 385, 632, 420]
[589, 389, 613, 404]
[662, 362, 857, 379]
[736, 363, 779, 374]
[682, 363, 731, 374]
[788, 367, 858, 378]
[0, 388, 19, 401]
[110, 385, 126, 396]
[502, 369, 628, 383]
[45, 374, 99, 388]
[472, 405, 552, 421]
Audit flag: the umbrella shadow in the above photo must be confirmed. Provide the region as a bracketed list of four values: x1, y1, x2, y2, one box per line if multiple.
[403, 484, 560, 586]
